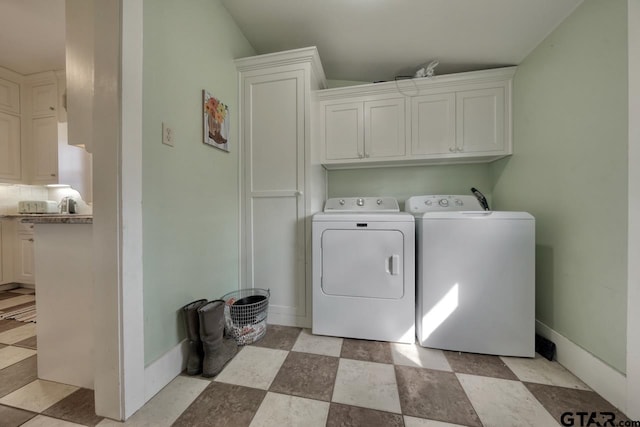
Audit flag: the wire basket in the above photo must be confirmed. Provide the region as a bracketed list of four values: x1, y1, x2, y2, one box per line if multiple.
[221, 288, 270, 345]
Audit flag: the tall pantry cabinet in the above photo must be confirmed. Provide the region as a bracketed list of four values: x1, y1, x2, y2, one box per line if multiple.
[236, 47, 327, 327]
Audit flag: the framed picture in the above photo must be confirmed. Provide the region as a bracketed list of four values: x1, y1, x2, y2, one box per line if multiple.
[203, 90, 230, 152]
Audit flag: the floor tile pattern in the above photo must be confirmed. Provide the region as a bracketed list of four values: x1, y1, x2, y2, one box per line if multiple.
[0, 289, 631, 426]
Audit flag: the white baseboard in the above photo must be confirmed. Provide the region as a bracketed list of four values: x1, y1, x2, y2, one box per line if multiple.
[143, 339, 189, 402]
[0, 283, 20, 291]
[536, 321, 627, 414]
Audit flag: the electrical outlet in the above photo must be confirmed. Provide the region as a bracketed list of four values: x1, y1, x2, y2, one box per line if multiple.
[162, 122, 174, 147]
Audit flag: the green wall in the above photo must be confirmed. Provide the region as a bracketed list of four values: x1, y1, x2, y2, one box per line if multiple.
[328, 164, 493, 210]
[142, 0, 255, 365]
[490, 0, 628, 372]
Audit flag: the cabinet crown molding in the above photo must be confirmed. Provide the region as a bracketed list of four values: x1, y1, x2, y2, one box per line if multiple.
[314, 66, 516, 101]
[235, 46, 327, 89]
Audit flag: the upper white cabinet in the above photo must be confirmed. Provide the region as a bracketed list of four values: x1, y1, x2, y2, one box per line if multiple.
[0, 112, 21, 182]
[364, 98, 406, 159]
[0, 69, 22, 182]
[30, 81, 58, 118]
[320, 96, 407, 163]
[456, 87, 505, 154]
[323, 101, 363, 161]
[315, 67, 515, 169]
[31, 116, 59, 183]
[0, 77, 20, 115]
[25, 72, 60, 185]
[411, 93, 455, 155]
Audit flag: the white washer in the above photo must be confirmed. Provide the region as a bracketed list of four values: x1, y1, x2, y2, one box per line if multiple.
[312, 197, 415, 343]
[406, 195, 535, 357]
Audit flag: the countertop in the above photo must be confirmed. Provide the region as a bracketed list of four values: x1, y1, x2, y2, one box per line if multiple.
[0, 214, 93, 224]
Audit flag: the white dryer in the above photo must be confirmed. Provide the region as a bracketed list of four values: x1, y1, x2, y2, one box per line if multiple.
[406, 195, 535, 357]
[312, 197, 415, 343]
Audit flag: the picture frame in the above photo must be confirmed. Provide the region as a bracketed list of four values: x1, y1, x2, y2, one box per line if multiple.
[203, 90, 230, 152]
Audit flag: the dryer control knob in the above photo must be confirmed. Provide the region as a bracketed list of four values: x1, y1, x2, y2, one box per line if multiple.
[357, 198, 365, 206]
[425, 200, 432, 206]
[439, 199, 449, 207]
[376, 199, 383, 205]
[455, 199, 463, 206]
[339, 199, 345, 205]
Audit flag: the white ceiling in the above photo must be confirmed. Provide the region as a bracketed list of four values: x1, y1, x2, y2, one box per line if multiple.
[0, 0, 65, 75]
[0, 0, 584, 81]
[221, 0, 584, 82]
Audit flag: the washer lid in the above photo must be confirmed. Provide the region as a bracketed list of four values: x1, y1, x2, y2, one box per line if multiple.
[324, 197, 399, 213]
[405, 195, 483, 213]
[416, 211, 534, 220]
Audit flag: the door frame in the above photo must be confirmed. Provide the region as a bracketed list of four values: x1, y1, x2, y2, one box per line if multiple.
[626, 0, 640, 418]
[92, 0, 145, 419]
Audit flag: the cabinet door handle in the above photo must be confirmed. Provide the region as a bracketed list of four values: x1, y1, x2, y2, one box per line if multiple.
[449, 147, 456, 152]
[51, 173, 56, 177]
[28, 238, 34, 242]
[358, 152, 364, 158]
[49, 106, 55, 111]
[457, 147, 463, 152]
[294, 191, 303, 197]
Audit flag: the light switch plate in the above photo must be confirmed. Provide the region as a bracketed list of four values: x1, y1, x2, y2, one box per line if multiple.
[162, 122, 174, 147]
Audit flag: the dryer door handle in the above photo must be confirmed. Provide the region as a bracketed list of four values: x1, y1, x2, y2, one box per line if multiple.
[389, 255, 400, 276]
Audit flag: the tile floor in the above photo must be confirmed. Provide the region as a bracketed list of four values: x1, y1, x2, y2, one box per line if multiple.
[0, 289, 630, 426]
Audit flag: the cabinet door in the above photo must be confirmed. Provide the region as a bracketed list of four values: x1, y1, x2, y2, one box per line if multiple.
[0, 223, 3, 284]
[31, 116, 59, 184]
[456, 87, 505, 154]
[411, 93, 456, 155]
[323, 101, 363, 160]
[15, 233, 35, 285]
[364, 98, 406, 158]
[0, 78, 20, 115]
[243, 70, 307, 326]
[31, 82, 58, 118]
[0, 112, 21, 182]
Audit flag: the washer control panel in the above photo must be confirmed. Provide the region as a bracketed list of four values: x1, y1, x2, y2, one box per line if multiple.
[324, 197, 399, 212]
[405, 195, 482, 213]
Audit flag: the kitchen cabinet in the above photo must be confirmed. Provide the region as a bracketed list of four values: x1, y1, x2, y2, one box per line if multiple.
[315, 67, 515, 169]
[0, 220, 15, 285]
[14, 221, 35, 285]
[30, 81, 58, 118]
[0, 69, 87, 187]
[25, 73, 62, 185]
[0, 77, 20, 115]
[0, 69, 22, 183]
[30, 116, 59, 184]
[236, 47, 326, 328]
[0, 220, 7, 285]
[0, 111, 22, 182]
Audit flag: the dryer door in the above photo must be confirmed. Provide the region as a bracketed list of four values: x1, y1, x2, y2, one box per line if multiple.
[321, 229, 404, 299]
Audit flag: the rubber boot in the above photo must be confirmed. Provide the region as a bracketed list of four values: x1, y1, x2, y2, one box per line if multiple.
[182, 299, 208, 375]
[198, 300, 238, 377]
